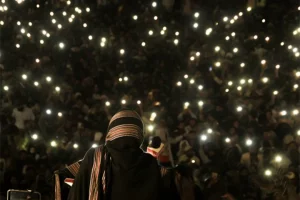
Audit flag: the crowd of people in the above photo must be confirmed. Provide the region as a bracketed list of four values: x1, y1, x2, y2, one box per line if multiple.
[0, 0, 300, 199]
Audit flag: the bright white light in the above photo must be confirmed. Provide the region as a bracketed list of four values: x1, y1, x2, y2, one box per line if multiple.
[52, 19, 56, 24]
[262, 77, 269, 83]
[141, 42, 146, 47]
[240, 63, 245, 68]
[189, 79, 195, 84]
[193, 23, 198, 28]
[184, 102, 190, 109]
[201, 135, 207, 141]
[133, 15, 138, 20]
[50, 11, 54, 16]
[58, 112, 63, 117]
[247, 7, 252, 12]
[100, 42, 105, 47]
[240, 79, 246, 85]
[275, 155, 282, 163]
[152, 2, 157, 7]
[288, 45, 292, 50]
[215, 62, 221, 67]
[261, 60, 266, 65]
[148, 30, 153, 36]
[174, 39, 179, 45]
[196, 52, 200, 56]
[3, 85, 9, 91]
[205, 28, 212, 36]
[124, 76, 128, 81]
[0, 21, 4, 26]
[184, 74, 188, 79]
[67, 0, 71, 4]
[83, 23, 87, 28]
[119, 78, 123, 82]
[297, 130, 300, 136]
[262, 19, 266, 23]
[198, 101, 204, 107]
[175, 31, 179, 36]
[237, 86, 242, 91]
[194, 12, 200, 18]
[68, 18, 73, 23]
[22, 74, 27, 80]
[228, 81, 233, 86]
[234, 15, 238, 20]
[120, 49, 125, 55]
[198, 85, 203, 90]
[275, 64, 280, 69]
[55, 86, 60, 92]
[246, 139, 253, 146]
[273, 90, 278, 95]
[34, 81, 39, 86]
[236, 106, 243, 112]
[191, 159, 196, 163]
[264, 169, 272, 176]
[154, 16, 158, 20]
[16, 44, 20, 48]
[225, 36, 230, 40]
[253, 35, 258, 40]
[230, 19, 235, 24]
[223, 17, 228, 22]
[160, 30, 165, 35]
[59, 42, 65, 49]
[20, 28, 25, 34]
[51, 141, 57, 147]
[293, 48, 298, 53]
[62, 11, 67, 16]
[294, 84, 299, 89]
[46, 109, 52, 115]
[57, 24, 62, 29]
[73, 143, 79, 149]
[280, 42, 285, 46]
[231, 32, 236, 37]
[280, 110, 287, 116]
[17, 21, 21, 26]
[296, 71, 300, 77]
[86, 7, 90, 12]
[137, 100, 141, 105]
[190, 56, 195, 61]
[31, 134, 38, 140]
[28, 22, 32, 26]
[26, 33, 31, 38]
[239, 12, 243, 16]
[225, 138, 231, 143]
[105, 101, 110, 106]
[265, 37, 270, 42]
[148, 125, 154, 132]
[177, 81, 182, 86]
[92, 144, 98, 148]
[88, 35, 93, 40]
[233, 47, 238, 53]
[225, 88, 229, 93]
[121, 99, 126, 105]
[207, 128, 213, 134]
[46, 76, 52, 82]
[215, 46, 220, 52]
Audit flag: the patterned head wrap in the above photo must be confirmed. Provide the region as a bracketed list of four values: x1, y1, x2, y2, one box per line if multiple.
[105, 109, 144, 143]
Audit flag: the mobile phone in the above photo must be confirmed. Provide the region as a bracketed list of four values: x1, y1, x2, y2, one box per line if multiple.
[7, 190, 41, 200]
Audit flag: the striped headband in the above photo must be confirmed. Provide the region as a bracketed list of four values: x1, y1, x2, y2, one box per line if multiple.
[105, 110, 144, 142]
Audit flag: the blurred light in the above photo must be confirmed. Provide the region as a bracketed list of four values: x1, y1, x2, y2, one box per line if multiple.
[237, 86, 242, 91]
[50, 11, 54, 16]
[184, 74, 188, 79]
[35, 58, 40, 63]
[191, 159, 195, 163]
[3, 85, 9, 91]
[16, 44, 20, 48]
[293, 47, 298, 53]
[265, 37, 270, 42]
[100, 42, 105, 47]
[194, 12, 199, 18]
[121, 99, 126, 105]
[198, 101, 204, 107]
[223, 17, 228, 22]
[34, 81, 39, 86]
[59, 42, 65, 49]
[20, 28, 25, 34]
[141, 42, 146, 47]
[240, 79, 246, 84]
[58, 112, 63, 117]
[196, 52, 200, 56]
[46, 109, 52, 115]
[163, 27, 167, 31]
[275, 155, 282, 163]
[152, 2, 157, 7]
[177, 81, 182, 86]
[247, 7, 252, 12]
[292, 109, 299, 116]
[160, 30, 165, 35]
[148, 30, 153, 35]
[275, 64, 280, 69]
[63, 11, 67, 16]
[240, 63, 245, 68]
[124, 76, 128, 81]
[28, 22, 32, 26]
[231, 32, 236, 37]
[288, 45, 292, 50]
[46, 76, 52, 82]
[225, 36, 230, 40]
[105, 101, 110, 106]
[239, 12, 243, 16]
[215, 46, 220, 52]
[189, 79, 195, 84]
[200, 135, 207, 141]
[67, 0, 71, 4]
[262, 77, 269, 83]
[190, 56, 195, 61]
[88, 35, 93, 40]
[83, 23, 87, 28]
[230, 19, 235, 24]
[280, 110, 287, 116]
[133, 15, 138, 20]
[261, 60, 266, 65]
[297, 130, 300, 136]
[17, 21, 21, 26]
[73, 143, 79, 149]
[86, 7, 90, 12]
[57, 24, 62, 29]
[280, 42, 285, 46]
[150, 112, 157, 121]
[294, 84, 299, 89]
[207, 128, 213, 134]
[148, 125, 154, 132]
[51, 19, 56, 24]
[31, 134, 38, 140]
[262, 19, 265, 23]
[273, 90, 278, 95]
[119, 77, 123, 81]
[0, 21, 4, 26]
[246, 139, 253, 146]
[26, 33, 31, 38]
[193, 22, 198, 28]
[55, 86, 60, 92]
[234, 15, 238, 20]
[68, 18, 73, 23]
[215, 62, 221, 67]
[264, 169, 272, 176]
[120, 49, 125, 55]
[225, 137, 231, 143]
[228, 81, 233, 86]
[253, 35, 258, 40]
[22, 74, 27, 80]
[154, 16, 158, 20]
[236, 106, 243, 112]
[296, 71, 300, 77]
[198, 85, 203, 90]
[205, 28, 212, 36]
[233, 47, 238, 53]
[225, 88, 229, 93]
[92, 144, 98, 148]
[173, 39, 179, 45]
[137, 100, 141, 105]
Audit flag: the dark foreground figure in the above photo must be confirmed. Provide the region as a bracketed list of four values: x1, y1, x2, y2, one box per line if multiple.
[55, 109, 196, 200]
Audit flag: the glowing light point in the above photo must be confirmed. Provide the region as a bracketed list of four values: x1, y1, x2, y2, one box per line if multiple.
[264, 169, 272, 176]
[46, 109, 52, 115]
[246, 139, 253, 146]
